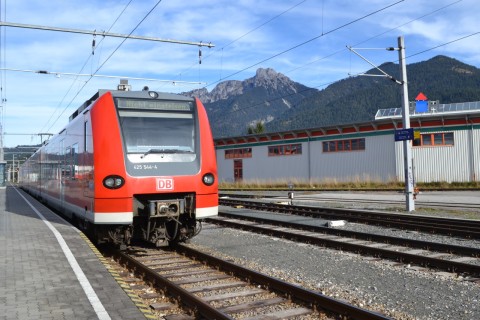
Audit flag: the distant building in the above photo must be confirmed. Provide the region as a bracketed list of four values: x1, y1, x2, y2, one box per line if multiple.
[214, 101, 480, 184]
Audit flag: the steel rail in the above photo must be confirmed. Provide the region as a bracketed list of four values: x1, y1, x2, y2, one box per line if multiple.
[302, 208, 480, 234]
[216, 211, 480, 257]
[297, 197, 480, 210]
[176, 244, 392, 320]
[219, 198, 480, 239]
[219, 193, 480, 210]
[221, 197, 480, 228]
[113, 250, 234, 320]
[207, 216, 480, 275]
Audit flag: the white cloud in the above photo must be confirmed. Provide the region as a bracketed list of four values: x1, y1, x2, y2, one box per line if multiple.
[1, 0, 480, 147]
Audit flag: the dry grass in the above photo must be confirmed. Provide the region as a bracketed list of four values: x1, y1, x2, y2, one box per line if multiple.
[219, 177, 480, 191]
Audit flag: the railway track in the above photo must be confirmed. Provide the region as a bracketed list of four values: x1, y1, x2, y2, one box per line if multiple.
[206, 211, 480, 278]
[218, 192, 480, 211]
[219, 198, 480, 239]
[288, 196, 479, 211]
[107, 244, 392, 320]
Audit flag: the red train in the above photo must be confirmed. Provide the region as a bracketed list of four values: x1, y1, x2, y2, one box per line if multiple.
[19, 85, 218, 247]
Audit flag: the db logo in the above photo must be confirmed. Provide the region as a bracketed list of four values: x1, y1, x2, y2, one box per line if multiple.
[157, 178, 174, 190]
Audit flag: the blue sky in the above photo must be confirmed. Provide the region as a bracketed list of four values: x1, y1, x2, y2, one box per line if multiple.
[1, 0, 479, 147]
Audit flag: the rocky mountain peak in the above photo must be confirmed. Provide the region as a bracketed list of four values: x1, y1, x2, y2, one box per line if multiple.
[255, 67, 279, 81]
[244, 68, 296, 92]
[183, 67, 299, 103]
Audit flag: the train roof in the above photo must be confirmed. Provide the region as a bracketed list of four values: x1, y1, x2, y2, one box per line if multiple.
[69, 89, 194, 122]
[98, 89, 194, 101]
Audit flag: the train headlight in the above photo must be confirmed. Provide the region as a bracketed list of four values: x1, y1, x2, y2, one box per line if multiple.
[148, 91, 159, 99]
[103, 175, 125, 189]
[202, 173, 215, 186]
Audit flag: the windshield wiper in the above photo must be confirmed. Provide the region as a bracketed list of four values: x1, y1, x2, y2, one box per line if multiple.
[140, 148, 193, 158]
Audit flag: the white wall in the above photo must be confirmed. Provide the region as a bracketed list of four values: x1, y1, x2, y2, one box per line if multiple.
[311, 134, 396, 182]
[216, 122, 480, 184]
[473, 128, 480, 182]
[245, 145, 309, 181]
[217, 133, 397, 183]
[396, 129, 476, 183]
[216, 149, 234, 182]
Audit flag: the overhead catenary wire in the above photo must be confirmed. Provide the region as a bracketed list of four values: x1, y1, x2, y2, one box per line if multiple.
[157, 0, 404, 94]
[0, 0, 5, 104]
[37, 0, 214, 135]
[0, 0, 7, 156]
[180, 0, 465, 123]
[284, 0, 463, 77]
[156, 0, 414, 119]
[156, 0, 308, 91]
[406, 31, 480, 59]
[202, 0, 405, 90]
[0, 67, 205, 85]
[46, 0, 166, 134]
[1, 1, 476, 145]
[182, 0, 408, 119]
[39, 0, 135, 134]
[218, 30, 480, 120]
[0, 21, 213, 48]
[214, 0, 469, 118]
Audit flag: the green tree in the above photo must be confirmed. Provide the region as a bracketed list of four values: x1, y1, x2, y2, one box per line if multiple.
[247, 121, 265, 134]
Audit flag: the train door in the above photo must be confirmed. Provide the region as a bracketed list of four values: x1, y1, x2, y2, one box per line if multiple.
[83, 119, 93, 198]
[63, 145, 80, 203]
[234, 159, 243, 182]
[60, 140, 66, 206]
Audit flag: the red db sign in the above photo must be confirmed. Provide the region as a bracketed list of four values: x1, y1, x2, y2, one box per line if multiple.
[157, 178, 174, 190]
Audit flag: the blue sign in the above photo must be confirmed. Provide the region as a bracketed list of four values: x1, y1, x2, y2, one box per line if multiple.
[415, 100, 428, 113]
[395, 128, 414, 141]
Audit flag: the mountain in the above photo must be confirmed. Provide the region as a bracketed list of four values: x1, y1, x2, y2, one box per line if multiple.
[270, 55, 480, 132]
[184, 56, 480, 138]
[183, 68, 316, 137]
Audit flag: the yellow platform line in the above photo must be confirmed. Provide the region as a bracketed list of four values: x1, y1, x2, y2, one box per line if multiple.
[78, 231, 157, 319]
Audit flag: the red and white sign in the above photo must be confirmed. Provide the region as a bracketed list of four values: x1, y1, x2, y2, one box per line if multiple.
[156, 178, 174, 190]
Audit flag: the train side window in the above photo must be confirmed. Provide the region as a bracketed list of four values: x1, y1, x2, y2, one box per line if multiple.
[62, 144, 78, 180]
[72, 144, 78, 179]
[84, 121, 88, 152]
[63, 147, 71, 179]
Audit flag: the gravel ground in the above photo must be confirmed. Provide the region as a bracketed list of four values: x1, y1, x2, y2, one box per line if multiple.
[220, 206, 480, 251]
[189, 199, 480, 320]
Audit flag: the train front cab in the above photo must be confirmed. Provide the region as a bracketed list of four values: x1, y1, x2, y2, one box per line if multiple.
[90, 90, 218, 246]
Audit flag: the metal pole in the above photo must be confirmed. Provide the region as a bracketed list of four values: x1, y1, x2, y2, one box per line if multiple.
[398, 36, 415, 211]
[13, 154, 15, 183]
[0, 21, 214, 47]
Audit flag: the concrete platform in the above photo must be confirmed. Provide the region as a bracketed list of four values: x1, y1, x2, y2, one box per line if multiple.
[0, 186, 148, 320]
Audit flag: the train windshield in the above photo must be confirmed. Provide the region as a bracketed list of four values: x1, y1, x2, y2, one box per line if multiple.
[116, 99, 195, 157]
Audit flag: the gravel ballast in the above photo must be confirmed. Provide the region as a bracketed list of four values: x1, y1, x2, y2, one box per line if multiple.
[189, 202, 480, 320]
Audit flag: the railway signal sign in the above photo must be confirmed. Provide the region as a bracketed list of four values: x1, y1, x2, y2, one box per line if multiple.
[394, 128, 414, 141]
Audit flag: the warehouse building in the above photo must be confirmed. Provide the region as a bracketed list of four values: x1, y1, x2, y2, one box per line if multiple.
[214, 100, 480, 184]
